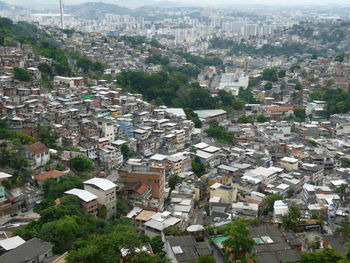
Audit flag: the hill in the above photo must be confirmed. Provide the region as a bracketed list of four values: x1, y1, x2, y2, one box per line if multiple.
[65, 2, 134, 19]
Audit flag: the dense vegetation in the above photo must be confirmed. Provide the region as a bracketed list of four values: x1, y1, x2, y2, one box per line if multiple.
[13, 67, 31, 82]
[310, 88, 350, 116]
[210, 37, 325, 57]
[205, 121, 235, 145]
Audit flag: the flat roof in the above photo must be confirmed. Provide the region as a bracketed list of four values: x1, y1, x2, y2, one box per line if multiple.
[194, 109, 226, 119]
[65, 188, 97, 202]
[84, 178, 116, 191]
[0, 236, 25, 251]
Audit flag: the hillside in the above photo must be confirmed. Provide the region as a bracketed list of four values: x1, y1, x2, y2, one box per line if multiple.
[65, 2, 134, 19]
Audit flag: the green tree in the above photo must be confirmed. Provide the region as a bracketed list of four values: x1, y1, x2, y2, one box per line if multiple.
[121, 144, 131, 159]
[69, 155, 93, 173]
[168, 175, 182, 190]
[281, 203, 303, 231]
[14, 67, 31, 82]
[262, 68, 278, 82]
[150, 235, 165, 254]
[205, 121, 235, 144]
[336, 184, 348, 203]
[278, 69, 286, 78]
[300, 248, 344, 263]
[294, 109, 306, 121]
[116, 198, 128, 219]
[262, 193, 283, 215]
[39, 216, 81, 253]
[237, 115, 253, 124]
[222, 219, 255, 263]
[191, 157, 206, 177]
[256, 115, 268, 123]
[34, 123, 58, 148]
[184, 108, 202, 128]
[340, 157, 350, 168]
[66, 223, 147, 263]
[98, 205, 107, 220]
[264, 82, 273, 90]
[42, 174, 83, 199]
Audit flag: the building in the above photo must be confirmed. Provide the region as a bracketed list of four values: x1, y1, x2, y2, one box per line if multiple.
[210, 183, 237, 204]
[34, 170, 66, 186]
[23, 142, 50, 169]
[279, 157, 299, 171]
[119, 164, 165, 200]
[83, 178, 117, 219]
[0, 236, 25, 254]
[165, 235, 212, 263]
[121, 182, 152, 208]
[64, 188, 98, 215]
[0, 238, 54, 263]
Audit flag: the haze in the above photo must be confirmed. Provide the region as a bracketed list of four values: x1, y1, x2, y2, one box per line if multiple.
[6, 0, 350, 8]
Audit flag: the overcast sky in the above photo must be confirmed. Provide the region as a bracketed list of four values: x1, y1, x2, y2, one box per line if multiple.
[7, 0, 350, 8]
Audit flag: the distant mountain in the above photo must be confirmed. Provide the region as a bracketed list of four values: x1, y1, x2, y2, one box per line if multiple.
[0, 0, 23, 10]
[65, 2, 134, 19]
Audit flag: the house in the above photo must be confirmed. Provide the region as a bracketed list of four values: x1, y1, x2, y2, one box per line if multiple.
[143, 211, 181, 238]
[64, 188, 98, 215]
[23, 142, 50, 169]
[0, 238, 54, 263]
[119, 163, 165, 201]
[279, 157, 299, 171]
[0, 236, 25, 254]
[210, 183, 237, 204]
[34, 170, 66, 186]
[83, 178, 117, 220]
[165, 235, 212, 263]
[121, 182, 152, 208]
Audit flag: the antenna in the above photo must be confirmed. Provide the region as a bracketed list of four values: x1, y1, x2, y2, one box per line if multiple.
[59, 0, 64, 29]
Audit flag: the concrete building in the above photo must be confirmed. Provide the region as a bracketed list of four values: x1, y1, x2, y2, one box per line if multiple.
[65, 188, 98, 215]
[83, 178, 117, 219]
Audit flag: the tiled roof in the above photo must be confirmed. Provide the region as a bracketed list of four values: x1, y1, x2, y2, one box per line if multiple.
[34, 170, 66, 181]
[24, 142, 49, 155]
[123, 181, 149, 195]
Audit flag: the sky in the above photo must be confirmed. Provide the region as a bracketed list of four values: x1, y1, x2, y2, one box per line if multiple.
[6, 0, 350, 8]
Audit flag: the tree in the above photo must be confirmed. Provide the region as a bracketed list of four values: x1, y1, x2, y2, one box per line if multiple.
[294, 109, 306, 121]
[300, 248, 344, 263]
[261, 68, 278, 82]
[281, 203, 303, 231]
[34, 123, 58, 149]
[168, 175, 182, 190]
[222, 219, 255, 263]
[121, 144, 131, 159]
[42, 174, 83, 199]
[340, 157, 350, 168]
[262, 193, 283, 215]
[191, 157, 206, 177]
[98, 205, 107, 220]
[237, 115, 253, 124]
[14, 67, 31, 82]
[39, 216, 81, 253]
[66, 223, 150, 263]
[184, 108, 202, 128]
[205, 121, 235, 145]
[336, 184, 348, 203]
[116, 198, 128, 219]
[150, 235, 165, 254]
[308, 140, 317, 147]
[278, 69, 286, 78]
[256, 115, 268, 123]
[264, 82, 273, 90]
[69, 155, 93, 173]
